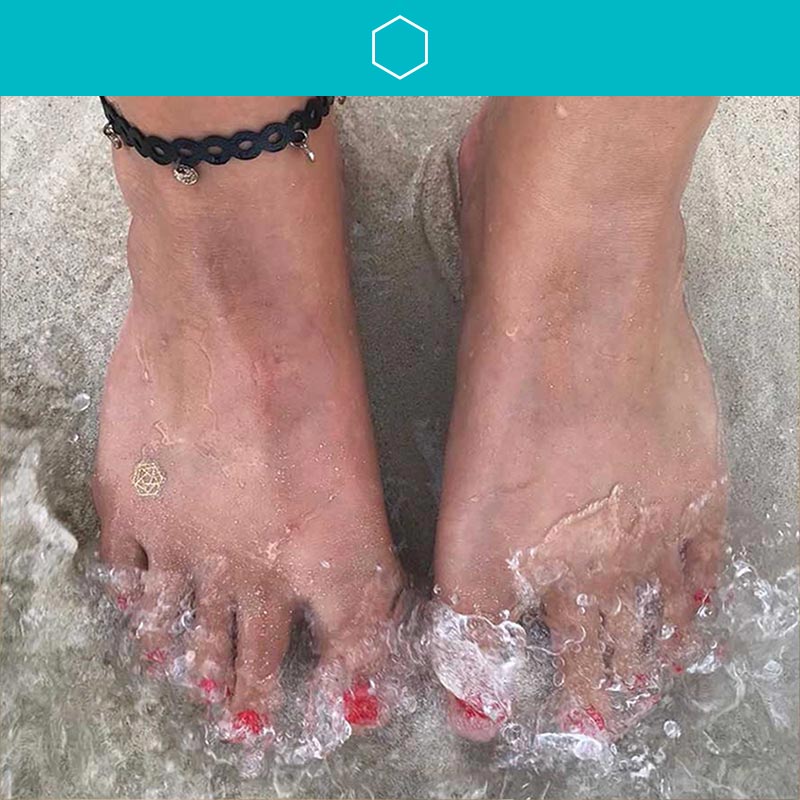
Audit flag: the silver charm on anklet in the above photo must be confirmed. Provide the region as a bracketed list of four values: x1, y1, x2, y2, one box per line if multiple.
[132, 460, 166, 497]
[290, 129, 316, 163]
[102, 122, 123, 149]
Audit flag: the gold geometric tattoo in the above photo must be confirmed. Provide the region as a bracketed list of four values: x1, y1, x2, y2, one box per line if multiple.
[132, 460, 166, 498]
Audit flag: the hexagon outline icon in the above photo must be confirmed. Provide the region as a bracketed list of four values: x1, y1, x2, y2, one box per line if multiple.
[372, 15, 428, 80]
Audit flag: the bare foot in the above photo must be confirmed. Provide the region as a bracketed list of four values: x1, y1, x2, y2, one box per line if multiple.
[93, 98, 402, 740]
[434, 97, 726, 741]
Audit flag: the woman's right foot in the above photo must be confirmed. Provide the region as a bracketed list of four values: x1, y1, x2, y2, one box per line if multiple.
[93, 98, 402, 738]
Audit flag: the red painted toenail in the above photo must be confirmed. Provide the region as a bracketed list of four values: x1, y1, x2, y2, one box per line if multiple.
[144, 648, 166, 664]
[584, 705, 606, 732]
[454, 694, 509, 724]
[116, 595, 129, 611]
[693, 588, 713, 608]
[455, 696, 490, 721]
[344, 679, 381, 727]
[233, 709, 265, 737]
[563, 705, 606, 736]
[631, 673, 650, 690]
[564, 708, 586, 734]
[198, 677, 219, 696]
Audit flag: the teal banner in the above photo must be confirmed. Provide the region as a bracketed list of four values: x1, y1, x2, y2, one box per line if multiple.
[2, 1, 798, 92]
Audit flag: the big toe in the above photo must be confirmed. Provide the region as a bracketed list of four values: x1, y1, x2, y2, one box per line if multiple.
[222, 591, 292, 743]
[429, 589, 521, 743]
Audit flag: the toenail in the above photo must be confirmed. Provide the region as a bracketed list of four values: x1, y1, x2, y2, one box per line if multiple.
[455, 696, 489, 721]
[631, 673, 650, 690]
[693, 587, 713, 608]
[563, 705, 606, 736]
[144, 648, 167, 665]
[233, 709, 266, 737]
[217, 708, 270, 744]
[343, 679, 381, 727]
[584, 705, 606, 732]
[454, 694, 508, 724]
[563, 708, 586, 734]
[198, 677, 220, 699]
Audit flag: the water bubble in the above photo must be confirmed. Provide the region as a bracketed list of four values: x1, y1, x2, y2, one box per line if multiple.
[177, 609, 195, 633]
[659, 623, 676, 640]
[760, 659, 783, 681]
[663, 720, 681, 739]
[70, 392, 91, 412]
[697, 603, 714, 619]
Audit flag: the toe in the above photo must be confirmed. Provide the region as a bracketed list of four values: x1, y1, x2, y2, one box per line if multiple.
[445, 691, 506, 742]
[308, 561, 403, 732]
[97, 517, 147, 611]
[679, 483, 726, 608]
[313, 630, 390, 733]
[133, 567, 191, 671]
[228, 591, 291, 731]
[189, 576, 236, 704]
[659, 547, 697, 670]
[602, 579, 662, 683]
[576, 587, 662, 738]
[428, 598, 520, 743]
[547, 593, 614, 739]
[99, 524, 148, 570]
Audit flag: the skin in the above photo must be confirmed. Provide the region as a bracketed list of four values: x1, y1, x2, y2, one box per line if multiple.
[95, 96, 726, 745]
[93, 97, 402, 734]
[434, 97, 726, 740]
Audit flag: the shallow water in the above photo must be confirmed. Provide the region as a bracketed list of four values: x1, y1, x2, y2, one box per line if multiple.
[1, 428, 798, 798]
[1, 96, 799, 799]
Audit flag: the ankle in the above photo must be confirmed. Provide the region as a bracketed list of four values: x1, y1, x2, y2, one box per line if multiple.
[471, 195, 687, 319]
[111, 112, 347, 325]
[126, 205, 350, 331]
[475, 96, 717, 223]
[464, 205, 691, 400]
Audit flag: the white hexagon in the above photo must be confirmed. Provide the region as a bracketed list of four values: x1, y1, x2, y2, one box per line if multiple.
[372, 16, 428, 80]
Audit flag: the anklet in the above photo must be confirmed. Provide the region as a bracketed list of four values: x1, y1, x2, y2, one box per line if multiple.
[100, 96, 339, 185]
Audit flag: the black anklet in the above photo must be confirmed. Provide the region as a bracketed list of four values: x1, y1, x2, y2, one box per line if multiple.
[100, 96, 338, 185]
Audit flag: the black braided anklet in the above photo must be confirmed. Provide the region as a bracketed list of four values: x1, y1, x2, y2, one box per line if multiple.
[100, 96, 338, 185]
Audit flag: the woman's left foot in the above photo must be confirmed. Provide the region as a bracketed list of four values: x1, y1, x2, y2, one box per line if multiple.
[434, 98, 726, 741]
